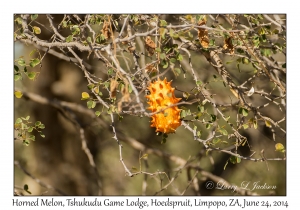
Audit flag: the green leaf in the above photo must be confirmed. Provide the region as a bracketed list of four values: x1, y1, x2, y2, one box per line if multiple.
[160, 20, 167, 27]
[81, 92, 90, 100]
[39, 124, 45, 129]
[32, 26, 41, 34]
[14, 91, 23, 98]
[35, 121, 41, 126]
[40, 134, 45, 138]
[107, 68, 114, 75]
[170, 58, 177, 63]
[29, 58, 40, 67]
[243, 124, 249, 129]
[71, 25, 80, 35]
[27, 126, 34, 133]
[196, 80, 202, 86]
[128, 85, 133, 93]
[155, 48, 161, 52]
[15, 118, 22, 124]
[87, 84, 95, 89]
[219, 128, 228, 135]
[162, 61, 168, 69]
[95, 111, 101, 117]
[87, 100, 96, 109]
[213, 138, 221, 144]
[87, 36, 92, 43]
[14, 74, 21, 81]
[275, 143, 285, 152]
[160, 53, 166, 60]
[230, 156, 241, 164]
[66, 35, 73, 43]
[28, 135, 35, 141]
[14, 65, 19, 72]
[177, 54, 183, 61]
[18, 58, 26, 66]
[282, 63, 286, 68]
[180, 110, 186, 118]
[253, 119, 258, 129]
[23, 140, 30, 146]
[210, 114, 217, 122]
[27, 72, 36, 80]
[31, 14, 38, 21]
[206, 123, 211, 129]
[15, 17, 23, 25]
[239, 107, 248, 116]
[265, 120, 272, 128]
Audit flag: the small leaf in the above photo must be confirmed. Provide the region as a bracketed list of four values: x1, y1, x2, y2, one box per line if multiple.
[210, 114, 217, 122]
[87, 100, 96, 109]
[213, 138, 221, 144]
[25, 116, 30, 120]
[177, 54, 183, 61]
[15, 118, 22, 124]
[253, 119, 258, 129]
[14, 91, 23, 98]
[27, 72, 37, 80]
[95, 111, 101, 117]
[180, 110, 186, 118]
[160, 20, 167, 26]
[27, 126, 33, 133]
[18, 58, 26, 66]
[229, 156, 241, 164]
[66, 35, 73, 43]
[40, 134, 45, 138]
[28, 135, 35, 141]
[29, 58, 40, 67]
[219, 128, 228, 135]
[131, 166, 138, 172]
[87, 84, 95, 89]
[31, 14, 38, 21]
[239, 107, 248, 116]
[196, 80, 202, 86]
[206, 123, 211, 129]
[160, 53, 166, 60]
[170, 58, 177, 63]
[39, 124, 45, 129]
[265, 120, 272, 128]
[14, 65, 19, 72]
[23, 140, 30, 146]
[35, 121, 41, 126]
[81, 92, 90, 100]
[32, 26, 41, 34]
[275, 143, 285, 152]
[14, 74, 22, 81]
[162, 61, 168, 69]
[242, 124, 249, 129]
[155, 48, 161, 52]
[197, 131, 201, 137]
[140, 154, 148, 159]
[87, 36, 92, 43]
